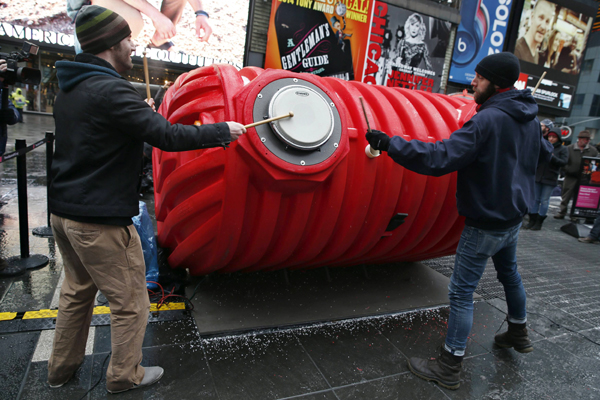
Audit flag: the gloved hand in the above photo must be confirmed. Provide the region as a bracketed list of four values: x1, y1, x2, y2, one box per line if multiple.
[0, 108, 16, 124]
[366, 129, 390, 152]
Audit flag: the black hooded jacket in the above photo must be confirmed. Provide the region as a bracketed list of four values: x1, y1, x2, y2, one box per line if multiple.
[50, 54, 231, 223]
[535, 138, 568, 186]
[387, 88, 553, 230]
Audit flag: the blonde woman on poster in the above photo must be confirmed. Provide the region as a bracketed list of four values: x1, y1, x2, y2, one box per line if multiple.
[396, 13, 432, 70]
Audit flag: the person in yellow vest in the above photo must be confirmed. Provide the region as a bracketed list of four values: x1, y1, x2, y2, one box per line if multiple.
[9, 88, 28, 123]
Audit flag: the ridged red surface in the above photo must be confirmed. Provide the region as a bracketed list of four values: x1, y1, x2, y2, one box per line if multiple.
[154, 65, 477, 275]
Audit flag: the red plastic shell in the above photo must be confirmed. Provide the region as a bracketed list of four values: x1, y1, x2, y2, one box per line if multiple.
[153, 65, 477, 275]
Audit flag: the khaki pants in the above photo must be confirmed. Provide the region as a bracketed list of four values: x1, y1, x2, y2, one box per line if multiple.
[48, 214, 150, 392]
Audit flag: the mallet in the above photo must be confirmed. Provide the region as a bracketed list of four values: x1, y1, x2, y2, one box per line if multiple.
[244, 112, 294, 129]
[360, 96, 380, 158]
[142, 50, 151, 100]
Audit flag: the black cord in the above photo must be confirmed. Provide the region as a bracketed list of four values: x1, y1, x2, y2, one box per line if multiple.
[78, 351, 111, 400]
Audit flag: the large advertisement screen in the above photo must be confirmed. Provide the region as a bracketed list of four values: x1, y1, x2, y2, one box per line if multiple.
[0, 0, 248, 67]
[511, 0, 595, 112]
[264, 0, 374, 81]
[449, 0, 516, 86]
[362, 1, 451, 92]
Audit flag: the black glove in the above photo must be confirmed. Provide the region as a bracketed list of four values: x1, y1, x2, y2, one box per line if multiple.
[0, 108, 16, 124]
[366, 129, 391, 152]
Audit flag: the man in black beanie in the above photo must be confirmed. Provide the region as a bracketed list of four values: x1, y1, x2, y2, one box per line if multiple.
[47, 4, 245, 394]
[366, 52, 553, 390]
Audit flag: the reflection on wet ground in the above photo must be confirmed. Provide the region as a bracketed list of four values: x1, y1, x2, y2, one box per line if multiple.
[1, 113, 600, 399]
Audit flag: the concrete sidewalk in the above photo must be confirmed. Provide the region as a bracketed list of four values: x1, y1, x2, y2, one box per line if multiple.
[1, 114, 599, 399]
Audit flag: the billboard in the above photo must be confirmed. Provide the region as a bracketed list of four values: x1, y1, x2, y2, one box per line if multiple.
[511, 0, 596, 112]
[264, 0, 374, 81]
[362, 1, 451, 92]
[449, 0, 515, 85]
[0, 0, 248, 67]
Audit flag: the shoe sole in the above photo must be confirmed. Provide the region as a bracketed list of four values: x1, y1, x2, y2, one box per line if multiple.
[107, 369, 164, 394]
[407, 361, 460, 390]
[494, 342, 533, 353]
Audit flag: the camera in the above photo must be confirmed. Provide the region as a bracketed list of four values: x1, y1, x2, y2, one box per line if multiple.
[0, 42, 41, 85]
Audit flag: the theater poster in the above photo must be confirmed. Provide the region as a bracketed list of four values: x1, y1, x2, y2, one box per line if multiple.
[362, 1, 451, 92]
[264, 0, 374, 81]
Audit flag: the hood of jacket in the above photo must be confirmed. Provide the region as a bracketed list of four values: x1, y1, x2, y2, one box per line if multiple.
[56, 54, 122, 92]
[478, 88, 538, 124]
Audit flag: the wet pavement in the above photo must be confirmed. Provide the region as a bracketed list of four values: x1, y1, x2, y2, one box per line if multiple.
[1, 113, 600, 399]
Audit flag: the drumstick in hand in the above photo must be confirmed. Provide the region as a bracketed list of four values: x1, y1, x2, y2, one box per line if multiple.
[360, 96, 380, 158]
[244, 112, 294, 129]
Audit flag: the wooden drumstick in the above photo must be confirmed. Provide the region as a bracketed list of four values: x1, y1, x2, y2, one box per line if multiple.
[360, 96, 380, 158]
[532, 71, 547, 95]
[143, 50, 151, 99]
[244, 112, 294, 129]
[359, 96, 371, 133]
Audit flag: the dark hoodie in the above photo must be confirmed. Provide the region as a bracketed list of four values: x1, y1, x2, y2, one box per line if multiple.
[387, 89, 553, 230]
[535, 135, 568, 186]
[50, 54, 231, 222]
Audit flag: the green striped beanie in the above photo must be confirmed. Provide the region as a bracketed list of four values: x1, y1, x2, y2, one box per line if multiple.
[76, 5, 132, 55]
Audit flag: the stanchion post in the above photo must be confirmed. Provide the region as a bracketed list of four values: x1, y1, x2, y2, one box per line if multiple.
[7, 139, 49, 270]
[45, 131, 53, 227]
[15, 139, 30, 258]
[32, 131, 54, 237]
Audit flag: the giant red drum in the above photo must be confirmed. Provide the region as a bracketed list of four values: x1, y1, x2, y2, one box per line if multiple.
[154, 65, 477, 275]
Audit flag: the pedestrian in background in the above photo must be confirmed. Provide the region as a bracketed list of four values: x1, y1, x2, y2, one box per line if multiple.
[555, 130, 598, 219]
[0, 59, 20, 157]
[579, 213, 600, 244]
[47, 5, 245, 394]
[540, 118, 553, 139]
[526, 127, 568, 230]
[0, 57, 24, 278]
[366, 52, 552, 390]
[9, 87, 28, 123]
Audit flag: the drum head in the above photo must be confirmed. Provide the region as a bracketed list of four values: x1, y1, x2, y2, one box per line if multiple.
[268, 85, 334, 150]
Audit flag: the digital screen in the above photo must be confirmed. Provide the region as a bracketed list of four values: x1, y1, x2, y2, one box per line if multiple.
[511, 0, 596, 112]
[0, 0, 248, 67]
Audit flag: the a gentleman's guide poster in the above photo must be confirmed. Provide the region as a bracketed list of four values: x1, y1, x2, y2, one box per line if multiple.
[264, 0, 450, 92]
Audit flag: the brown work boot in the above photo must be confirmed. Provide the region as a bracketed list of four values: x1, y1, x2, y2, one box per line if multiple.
[408, 345, 462, 390]
[553, 214, 565, 219]
[0, 258, 25, 278]
[494, 320, 533, 353]
[578, 236, 600, 244]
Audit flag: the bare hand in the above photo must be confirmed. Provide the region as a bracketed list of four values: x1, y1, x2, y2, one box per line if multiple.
[195, 15, 212, 42]
[226, 122, 246, 141]
[145, 98, 156, 111]
[0, 59, 6, 82]
[152, 13, 177, 43]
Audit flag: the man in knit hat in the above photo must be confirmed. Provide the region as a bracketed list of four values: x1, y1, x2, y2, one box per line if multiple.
[540, 118, 553, 138]
[554, 130, 598, 219]
[366, 52, 553, 389]
[47, 5, 245, 393]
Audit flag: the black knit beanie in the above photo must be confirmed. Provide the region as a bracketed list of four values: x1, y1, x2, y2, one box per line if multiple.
[76, 5, 132, 55]
[475, 52, 520, 89]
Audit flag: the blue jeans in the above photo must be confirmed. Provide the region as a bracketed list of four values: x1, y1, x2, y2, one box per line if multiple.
[445, 223, 526, 356]
[531, 182, 555, 216]
[590, 214, 600, 240]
